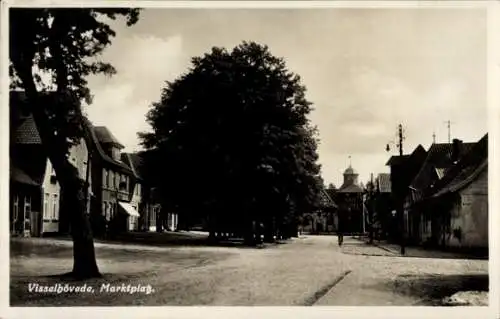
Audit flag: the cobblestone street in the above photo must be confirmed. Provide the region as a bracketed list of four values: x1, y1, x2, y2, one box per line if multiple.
[10, 234, 488, 306]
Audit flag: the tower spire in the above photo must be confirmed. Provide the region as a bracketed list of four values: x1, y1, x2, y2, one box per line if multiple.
[348, 155, 352, 167]
[432, 131, 436, 144]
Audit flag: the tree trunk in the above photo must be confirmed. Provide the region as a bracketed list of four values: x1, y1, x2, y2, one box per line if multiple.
[11, 59, 101, 279]
[65, 179, 101, 278]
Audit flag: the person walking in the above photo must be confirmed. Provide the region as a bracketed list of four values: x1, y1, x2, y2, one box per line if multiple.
[337, 209, 346, 246]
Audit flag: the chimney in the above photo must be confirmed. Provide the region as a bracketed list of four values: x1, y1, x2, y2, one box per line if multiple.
[452, 138, 463, 162]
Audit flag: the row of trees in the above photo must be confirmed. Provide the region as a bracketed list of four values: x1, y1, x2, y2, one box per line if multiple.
[139, 42, 325, 245]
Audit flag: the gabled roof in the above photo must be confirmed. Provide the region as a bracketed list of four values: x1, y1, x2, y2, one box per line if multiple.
[386, 154, 410, 166]
[432, 134, 488, 198]
[319, 188, 337, 208]
[12, 115, 42, 144]
[337, 183, 364, 193]
[385, 145, 426, 166]
[121, 152, 144, 180]
[94, 126, 125, 149]
[377, 173, 391, 193]
[406, 141, 475, 205]
[82, 118, 133, 174]
[10, 96, 47, 186]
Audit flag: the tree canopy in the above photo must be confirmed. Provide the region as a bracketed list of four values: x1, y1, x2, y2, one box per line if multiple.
[140, 41, 323, 243]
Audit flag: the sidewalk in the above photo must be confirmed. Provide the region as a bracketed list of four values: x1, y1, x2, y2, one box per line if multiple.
[359, 237, 487, 260]
[315, 237, 489, 306]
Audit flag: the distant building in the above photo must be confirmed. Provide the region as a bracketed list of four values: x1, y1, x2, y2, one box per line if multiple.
[121, 152, 175, 232]
[385, 144, 427, 240]
[301, 188, 337, 234]
[369, 173, 393, 239]
[336, 165, 364, 234]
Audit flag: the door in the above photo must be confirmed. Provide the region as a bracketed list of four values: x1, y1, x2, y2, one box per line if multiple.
[31, 210, 41, 237]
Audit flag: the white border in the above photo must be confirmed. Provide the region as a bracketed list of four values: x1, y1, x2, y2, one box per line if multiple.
[1, 1, 498, 319]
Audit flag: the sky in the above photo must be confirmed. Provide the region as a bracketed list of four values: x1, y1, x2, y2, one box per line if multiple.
[84, 7, 487, 187]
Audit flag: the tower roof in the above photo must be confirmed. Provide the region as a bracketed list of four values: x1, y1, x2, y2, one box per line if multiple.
[344, 165, 357, 175]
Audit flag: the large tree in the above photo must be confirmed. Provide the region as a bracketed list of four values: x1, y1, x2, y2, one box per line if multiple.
[140, 41, 323, 243]
[9, 8, 140, 278]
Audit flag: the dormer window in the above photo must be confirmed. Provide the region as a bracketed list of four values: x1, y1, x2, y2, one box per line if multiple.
[111, 147, 121, 161]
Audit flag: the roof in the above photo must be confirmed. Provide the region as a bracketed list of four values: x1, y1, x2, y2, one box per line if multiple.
[94, 126, 125, 149]
[10, 163, 40, 186]
[344, 165, 357, 175]
[319, 188, 337, 208]
[377, 173, 391, 193]
[406, 141, 475, 205]
[386, 154, 410, 166]
[83, 118, 133, 174]
[12, 115, 42, 144]
[432, 134, 488, 198]
[337, 183, 364, 193]
[121, 152, 144, 179]
[385, 145, 426, 166]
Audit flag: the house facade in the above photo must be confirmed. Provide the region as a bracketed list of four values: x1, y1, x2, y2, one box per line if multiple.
[84, 122, 140, 237]
[420, 135, 488, 250]
[10, 91, 91, 237]
[404, 140, 476, 245]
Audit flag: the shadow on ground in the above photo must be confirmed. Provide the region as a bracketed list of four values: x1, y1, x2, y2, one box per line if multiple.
[379, 273, 489, 306]
[106, 232, 291, 249]
[11, 231, 292, 254]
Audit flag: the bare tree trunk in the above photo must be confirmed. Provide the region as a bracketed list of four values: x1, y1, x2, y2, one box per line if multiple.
[65, 179, 101, 278]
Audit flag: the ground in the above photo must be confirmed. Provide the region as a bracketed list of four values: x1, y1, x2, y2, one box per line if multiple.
[10, 233, 488, 306]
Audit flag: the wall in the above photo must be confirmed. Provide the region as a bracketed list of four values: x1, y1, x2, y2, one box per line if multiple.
[41, 159, 60, 233]
[128, 182, 142, 231]
[446, 169, 488, 248]
[69, 138, 92, 212]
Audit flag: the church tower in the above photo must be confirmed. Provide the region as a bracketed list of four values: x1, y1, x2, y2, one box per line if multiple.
[342, 164, 359, 188]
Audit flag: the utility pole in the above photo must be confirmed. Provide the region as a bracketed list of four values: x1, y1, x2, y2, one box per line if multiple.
[397, 124, 404, 156]
[397, 124, 405, 255]
[385, 124, 406, 255]
[444, 120, 452, 144]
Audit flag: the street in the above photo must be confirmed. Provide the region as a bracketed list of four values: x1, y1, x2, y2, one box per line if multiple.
[10, 235, 488, 306]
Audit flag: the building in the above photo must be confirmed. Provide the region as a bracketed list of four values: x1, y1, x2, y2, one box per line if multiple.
[121, 152, 172, 232]
[336, 164, 364, 234]
[301, 188, 337, 234]
[84, 121, 140, 236]
[365, 173, 393, 239]
[10, 91, 91, 237]
[385, 144, 427, 241]
[415, 135, 488, 251]
[404, 140, 475, 245]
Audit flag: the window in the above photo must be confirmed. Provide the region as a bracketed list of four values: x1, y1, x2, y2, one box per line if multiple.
[115, 174, 120, 190]
[103, 169, 108, 187]
[24, 196, 31, 229]
[12, 195, 19, 225]
[52, 194, 58, 220]
[110, 171, 115, 189]
[44, 193, 50, 219]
